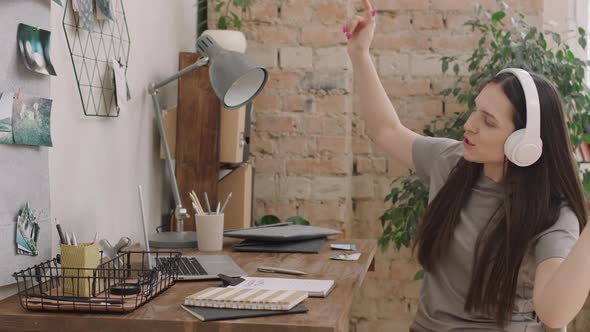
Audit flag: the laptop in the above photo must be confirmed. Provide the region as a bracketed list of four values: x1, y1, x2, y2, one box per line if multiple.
[151, 254, 247, 281]
[138, 185, 247, 281]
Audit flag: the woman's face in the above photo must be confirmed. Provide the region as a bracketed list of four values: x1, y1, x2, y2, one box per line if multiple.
[463, 82, 516, 165]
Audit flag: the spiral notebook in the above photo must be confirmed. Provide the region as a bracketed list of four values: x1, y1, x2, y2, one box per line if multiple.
[184, 286, 308, 311]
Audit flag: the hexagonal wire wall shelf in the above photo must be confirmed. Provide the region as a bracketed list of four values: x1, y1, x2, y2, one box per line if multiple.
[62, 0, 130, 117]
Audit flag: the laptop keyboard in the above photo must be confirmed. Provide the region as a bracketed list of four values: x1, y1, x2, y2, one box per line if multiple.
[156, 256, 207, 276]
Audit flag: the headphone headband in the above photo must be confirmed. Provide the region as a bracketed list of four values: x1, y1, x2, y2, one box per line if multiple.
[497, 68, 541, 141]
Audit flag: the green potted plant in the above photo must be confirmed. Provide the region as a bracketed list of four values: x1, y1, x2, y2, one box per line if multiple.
[198, 0, 255, 53]
[255, 215, 311, 226]
[212, 0, 254, 30]
[378, 2, 590, 280]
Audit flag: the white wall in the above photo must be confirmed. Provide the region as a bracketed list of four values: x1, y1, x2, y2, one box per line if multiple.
[0, 0, 196, 299]
[544, 0, 589, 59]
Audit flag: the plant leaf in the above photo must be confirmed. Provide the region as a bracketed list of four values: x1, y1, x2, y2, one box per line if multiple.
[255, 215, 281, 226]
[442, 58, 449, 73]
[217, 16, 227, 29]
[285, 216, 310, 225]
[413, 270, 425, 280]
[552, 32, 561, 45]
[491, 11, 506, 22]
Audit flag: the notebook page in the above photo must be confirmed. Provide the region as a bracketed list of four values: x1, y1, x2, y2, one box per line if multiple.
[230, 277, 335, 297]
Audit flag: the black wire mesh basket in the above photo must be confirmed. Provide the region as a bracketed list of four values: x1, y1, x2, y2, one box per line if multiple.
[12, 250, 180, 313]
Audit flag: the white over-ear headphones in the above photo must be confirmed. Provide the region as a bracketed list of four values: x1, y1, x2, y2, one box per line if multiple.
[497, 68, 543, 167]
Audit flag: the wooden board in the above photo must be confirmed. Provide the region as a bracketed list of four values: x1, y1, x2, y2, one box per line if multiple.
[176, 52, 220, 231]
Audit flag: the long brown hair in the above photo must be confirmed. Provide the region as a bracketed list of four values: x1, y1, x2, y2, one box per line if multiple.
[413, 72, 588, 326]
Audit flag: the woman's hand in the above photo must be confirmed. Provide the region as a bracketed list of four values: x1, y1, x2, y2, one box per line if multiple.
[343, 0, 376, 60]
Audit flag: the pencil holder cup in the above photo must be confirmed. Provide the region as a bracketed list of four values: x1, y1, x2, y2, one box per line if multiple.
[195, 213, 224, 251]
[60, 243, 100, 297]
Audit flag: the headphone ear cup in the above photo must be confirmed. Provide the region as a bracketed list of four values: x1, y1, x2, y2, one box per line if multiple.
[504, 129, 525, 165]
[504, 129, 542, 167]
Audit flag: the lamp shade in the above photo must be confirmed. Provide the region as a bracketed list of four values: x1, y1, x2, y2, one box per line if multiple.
[196, 35, 268, 109]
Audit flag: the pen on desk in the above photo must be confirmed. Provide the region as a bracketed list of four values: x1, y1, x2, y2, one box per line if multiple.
[55, 220, 66, 245]
[92, 232, 98, 244]
[220, 192, 232, 213]
[204, 192, 212, 214]
[71, 232, 78, 246]
[257, 266, 307, 275]
[64, 232, 71, 245]
[216, 202, 220, 214]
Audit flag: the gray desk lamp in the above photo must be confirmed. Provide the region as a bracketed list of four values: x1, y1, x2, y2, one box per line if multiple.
[147, 34, 268, 248]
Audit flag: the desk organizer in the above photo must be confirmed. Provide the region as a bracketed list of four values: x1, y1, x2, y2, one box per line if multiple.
[60, 243, 101, 297]
[12, 250, 179, 313]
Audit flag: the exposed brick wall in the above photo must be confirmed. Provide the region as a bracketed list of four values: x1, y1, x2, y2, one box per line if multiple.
[206, 1, 590, 331]
[235, 0, 354, 236]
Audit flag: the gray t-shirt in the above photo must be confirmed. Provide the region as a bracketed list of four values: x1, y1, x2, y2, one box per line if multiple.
[409, 136, 580, 332]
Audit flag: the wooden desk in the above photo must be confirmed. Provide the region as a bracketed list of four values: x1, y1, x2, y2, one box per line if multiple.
[0, 238, 376, 332]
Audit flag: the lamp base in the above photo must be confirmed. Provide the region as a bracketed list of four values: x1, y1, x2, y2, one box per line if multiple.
[149, 231, 197, 248]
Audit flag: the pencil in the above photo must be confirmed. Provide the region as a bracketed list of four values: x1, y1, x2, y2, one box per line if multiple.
[193, 203, 201, 215]
[190, 190, 205, 215]
[220, 192, 232, 213]
[204, 192, 212, 213]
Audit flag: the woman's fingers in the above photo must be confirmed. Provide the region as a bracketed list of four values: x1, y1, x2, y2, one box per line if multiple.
[342, 0, 377, 40]
[343, 15, 363, 39]
[362, 0, 375, 19]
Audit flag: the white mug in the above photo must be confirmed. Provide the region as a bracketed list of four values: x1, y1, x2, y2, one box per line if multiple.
[195, 213, 224, 251]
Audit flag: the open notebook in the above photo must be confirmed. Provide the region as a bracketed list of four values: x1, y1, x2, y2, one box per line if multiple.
[230, 277, 335, 297]
[184, 287, 308, 311]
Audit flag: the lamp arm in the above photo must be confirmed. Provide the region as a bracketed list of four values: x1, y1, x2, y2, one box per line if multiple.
[148, 57, 209, 229]
[150, 57, 209, 92]
[150, 93, 186, 221]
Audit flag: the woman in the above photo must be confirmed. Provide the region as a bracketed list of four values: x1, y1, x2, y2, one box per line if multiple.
[343, 0, 590, 331]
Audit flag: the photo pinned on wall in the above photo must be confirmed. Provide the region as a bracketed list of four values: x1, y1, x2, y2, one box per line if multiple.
[12, 93, 53, 147]
[110, 58, 129, 112]
[17, 24, 57, 76]
[53, 0, 63, 6]
[0, 92, 15, 145]
[16, 203, 40, 256]
[77, 0, 94, 31]
[96, 0, 115, 21]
